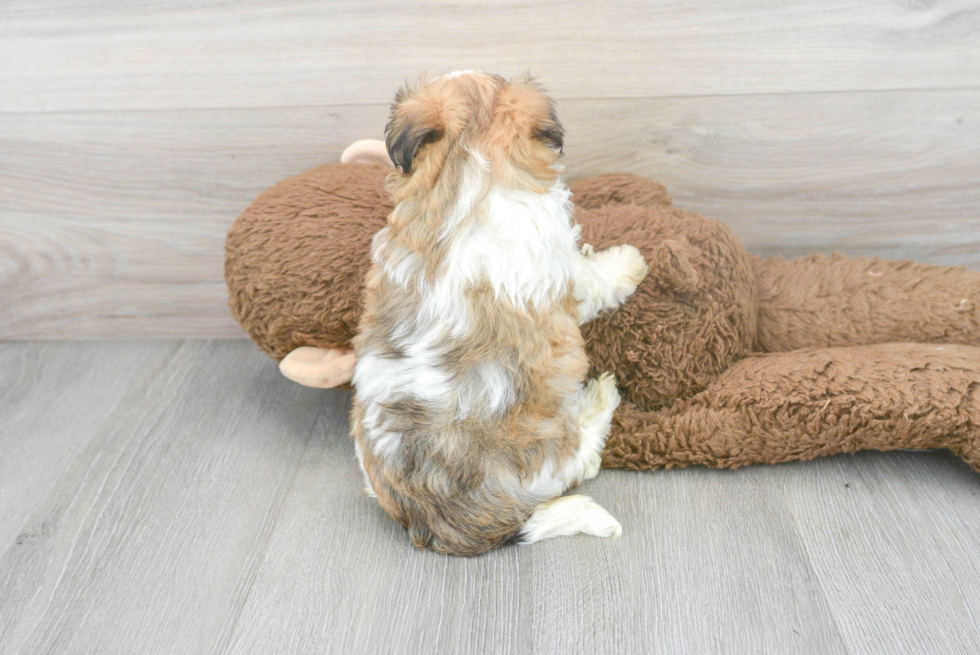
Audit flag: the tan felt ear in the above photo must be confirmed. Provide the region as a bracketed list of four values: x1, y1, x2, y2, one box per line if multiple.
[279, 347, 356, 388]
[340, 139, 394, 167]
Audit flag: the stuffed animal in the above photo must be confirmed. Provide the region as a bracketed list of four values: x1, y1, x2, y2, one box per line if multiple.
[225, 142, 980, 472]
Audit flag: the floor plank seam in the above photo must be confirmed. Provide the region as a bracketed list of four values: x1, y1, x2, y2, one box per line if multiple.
[0, 341, 182, 565]
[20, 344, 193, 655]
[909, 457, 980, 642]
[210, 396, 327, 655]
[779, 471, 852, 655]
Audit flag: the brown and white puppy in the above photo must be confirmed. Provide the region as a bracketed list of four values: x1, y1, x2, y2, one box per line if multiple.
[351, 72, 648, 556]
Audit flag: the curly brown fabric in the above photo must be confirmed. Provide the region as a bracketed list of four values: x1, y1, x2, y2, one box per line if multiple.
[226, 162, 392, 361]
[605, 344, 980, 471]
[226, 164, 980, 472]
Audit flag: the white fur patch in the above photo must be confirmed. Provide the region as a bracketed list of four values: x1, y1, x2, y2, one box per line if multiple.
[457, 362, 515, 419]
[359, 400, 403, 461]
[353, 440, 377, 497]
[520, 495, 622, 543]
[572, 372, 621, 481]
[354, 325, 454, 407]
[520, 373, 621, 500]
[574, 244, 648, 324]
[354, 325, 454, 460]
[373, 157, 579, 313]
[372, 229, 420, 290]
[356, 151, 583, 449]
[442, 69, 480, 79]
[522, 457, 564, 500]
[449, 181, 579, 309]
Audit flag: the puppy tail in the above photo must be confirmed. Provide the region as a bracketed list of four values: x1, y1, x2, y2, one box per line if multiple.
[518, 495, 622, 544]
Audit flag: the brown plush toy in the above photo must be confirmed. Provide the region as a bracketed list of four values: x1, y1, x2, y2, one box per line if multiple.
[225, 142, 980, 473]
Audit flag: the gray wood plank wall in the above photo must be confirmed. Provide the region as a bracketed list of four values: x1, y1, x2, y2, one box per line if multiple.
[1, 1, 979, 339]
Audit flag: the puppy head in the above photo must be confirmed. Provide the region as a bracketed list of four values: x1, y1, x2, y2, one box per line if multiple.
[385, 72, 564, 195]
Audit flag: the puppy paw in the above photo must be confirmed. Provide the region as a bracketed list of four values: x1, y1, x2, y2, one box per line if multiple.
[580, 245, 647, 314]
[600, 244, 648, 298]
[580, 499, 623, 539]
[576, 373, 621, 481]
[579, 372, 622, 429]
[581, 449, 603, 481]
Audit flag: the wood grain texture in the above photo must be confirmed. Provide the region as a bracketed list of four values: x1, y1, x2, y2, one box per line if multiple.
[222, 390, 847, 655]
[783, 452, 980, 654]
[563, 91, 980, 265]
[0, 104, 390, 339]
[1, 340, 979, 654]
[2, 89, 978, 339]
[0, 341, 180, 549]
[0, 340, 324, 654]
[2, 0, 979, 112]
[221, 392, 536, 655]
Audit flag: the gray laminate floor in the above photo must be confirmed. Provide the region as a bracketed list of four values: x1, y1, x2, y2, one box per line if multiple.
[1, 340, 979, 655]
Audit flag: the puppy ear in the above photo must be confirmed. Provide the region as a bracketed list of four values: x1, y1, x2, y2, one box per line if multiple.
[385, 86, 443, 174]
[535, 105, 564, 153]
[385, 123, 441, 174]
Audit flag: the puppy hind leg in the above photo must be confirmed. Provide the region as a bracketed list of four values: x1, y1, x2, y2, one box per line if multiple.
[574, 243, 647, 324]
[517, 375, 624, 545]
[576, 372, 621, 481]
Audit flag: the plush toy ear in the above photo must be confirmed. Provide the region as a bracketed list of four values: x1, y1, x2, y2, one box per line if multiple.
[651, 239, 702, 295]
[385, 86, 444, 174]
[341, 139, 394, 167]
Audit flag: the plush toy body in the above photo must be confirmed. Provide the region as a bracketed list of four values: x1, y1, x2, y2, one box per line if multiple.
[226, 156, 980, 472]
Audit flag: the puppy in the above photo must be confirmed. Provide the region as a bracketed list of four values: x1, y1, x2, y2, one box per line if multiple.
[351, 72, 647, 556]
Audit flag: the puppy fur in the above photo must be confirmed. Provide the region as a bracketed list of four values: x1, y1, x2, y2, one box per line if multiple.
[351, 72, 647, 556]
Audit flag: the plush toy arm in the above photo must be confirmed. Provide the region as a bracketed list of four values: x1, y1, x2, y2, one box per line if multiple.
[601, 342, 980, 472]
[279, 347, 355, 388]
[569, 174, 673, 210]
[753, 253, 980, 352]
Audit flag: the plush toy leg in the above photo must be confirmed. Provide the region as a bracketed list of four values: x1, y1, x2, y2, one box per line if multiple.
[753, 254, 980, 352]
[340, 139, 394, 167]
[279, 346, 356, 388]
[602, 342, 980, 472]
